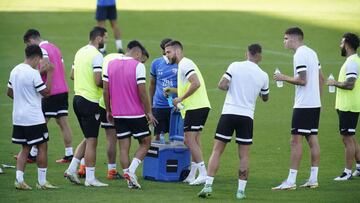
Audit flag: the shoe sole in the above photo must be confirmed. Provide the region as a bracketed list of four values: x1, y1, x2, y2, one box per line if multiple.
[300, 184, 319, 189]
[123, 174, 141, 189]
[198, 192, 211, 198]
[65, 175, 81, 185]
[272, 186, 296, 191]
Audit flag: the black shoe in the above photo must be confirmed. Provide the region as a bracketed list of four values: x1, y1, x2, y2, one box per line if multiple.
[56, 155, 73, 163]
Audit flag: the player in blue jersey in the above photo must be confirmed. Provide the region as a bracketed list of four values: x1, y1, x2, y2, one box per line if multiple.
[149, 38, 178, 140]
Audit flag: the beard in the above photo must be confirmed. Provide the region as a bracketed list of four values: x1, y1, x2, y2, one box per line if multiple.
[98, 42, 104, 49]
[169, 56, 177, 64]
[341, 47, 347, 57]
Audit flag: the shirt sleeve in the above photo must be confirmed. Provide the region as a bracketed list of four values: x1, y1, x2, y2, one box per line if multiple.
[345, 60, 359, 79]
[136, 63, 146, 84]
[8, 71, 13, 88]
[41, 48, 49, 59]
[33, 70, 46, 92]
[150, 59, 157, 78]
[223, 62, 234, 81]
[102, 60, 109, 82]
[181, 60, 196, 80]
[261, 72, 270, 95]
[294, 53, 307, 73]
[92, 53, 103, 72]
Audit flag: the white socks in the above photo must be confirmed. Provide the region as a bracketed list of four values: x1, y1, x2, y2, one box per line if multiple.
[30, 146, 38, 157]
[129, 158, 141, 174]
[16, 170, 24, 183]
[38, 168, 47, 185]
[309, 166, 318, 182]
[344, 168, 352, 175]
[205, 176, 214, 185]
[238, 179, 247, 192]
[187, 162, 197, 179]
[108, 163, 116, 170]
[68, 157, 80, 173]
[197, 161, 207, 177]
[80, 158, 85, 165]
[65, 147, 73, 156]
[115, 40, 123, 50]
[286, 169, 298, 184]
[356, 163, 360, 170]
[86, 167, 95, 181]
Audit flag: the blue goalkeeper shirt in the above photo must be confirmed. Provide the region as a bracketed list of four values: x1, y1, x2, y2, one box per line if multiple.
[151, 56, 178, 108]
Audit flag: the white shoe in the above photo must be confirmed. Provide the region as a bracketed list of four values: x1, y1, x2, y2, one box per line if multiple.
[299, 180, 319, 188]
[183, 175, 195, 183]
[352, 169, 360, 177]
[84, 179, 108, 187]
[0, 167, 3, 174]
[189, 176, 206, 186]
[123, 172, 141, 189]
[64, 170, 80, 184]
[334, 172, 352, 181]
[272, 181, 296, 190]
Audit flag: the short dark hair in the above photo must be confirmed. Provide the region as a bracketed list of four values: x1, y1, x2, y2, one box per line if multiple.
[127, 40, 149, 58]
[160, 38, 172, 50]
[285, 27, 304, 39]
[25, 44, 43, 58]
[89, 26, 107, 41]
[343, 32, 359, 51]
[23, 29, 41, 43]
[164, 40, 183, 50]
[248, 44, 262, 55]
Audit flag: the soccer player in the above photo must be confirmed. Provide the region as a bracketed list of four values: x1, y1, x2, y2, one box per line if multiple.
[8, 45, 58, 190]
[64, 26, 108, 187]
[149, 38, 178, 141]
[198, 44, 269, 199]
[164, 40, 211, 185]
[99, 53, 124, 180]
[327, 33, 360, 180]
[103, 40, 156, 189]
[273, 27, 324, 190]
[96, 0, 123, 54]
[22, 29, 74, 163]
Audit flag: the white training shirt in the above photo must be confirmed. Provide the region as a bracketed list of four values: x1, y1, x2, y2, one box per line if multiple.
[222, 61, 269, 119]
[8, 63, 46, 126]
[293, 45, 321, 108]
[345, 54, 359, 79]
[178, 57, 197, 85]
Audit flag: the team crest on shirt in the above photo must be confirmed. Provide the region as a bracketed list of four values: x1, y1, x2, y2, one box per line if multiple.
[172, 68, 177, 74]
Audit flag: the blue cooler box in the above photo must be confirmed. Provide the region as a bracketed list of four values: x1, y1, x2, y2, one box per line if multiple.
[143, 142, 190, 182]
[143, 109, 190, 182]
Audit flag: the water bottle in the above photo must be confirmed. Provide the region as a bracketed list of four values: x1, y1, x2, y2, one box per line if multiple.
[176, 102, 185, 110]
[159, 131, 165, 144]
[274, 68, 283, 88]
[328, 74, 335, 93]
[167, 95, 174, 108]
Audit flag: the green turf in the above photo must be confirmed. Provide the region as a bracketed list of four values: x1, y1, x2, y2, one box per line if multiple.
[1, 3, 360, 203]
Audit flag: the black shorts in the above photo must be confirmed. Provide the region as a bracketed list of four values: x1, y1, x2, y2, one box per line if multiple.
[291, 108, 320, 136]
[12, 123, 49, 146]
[114, 116, 150, 140]
[100, 107, 115, 129]
[73, 95, 100, 138]
[153, 108, 171, 135]
[96, 5, 117, 20]
[215, 114, 253, 145]
[337, 110, 359, 136]
[42, 92, 69, 118]
[184, 107, 210, 132]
